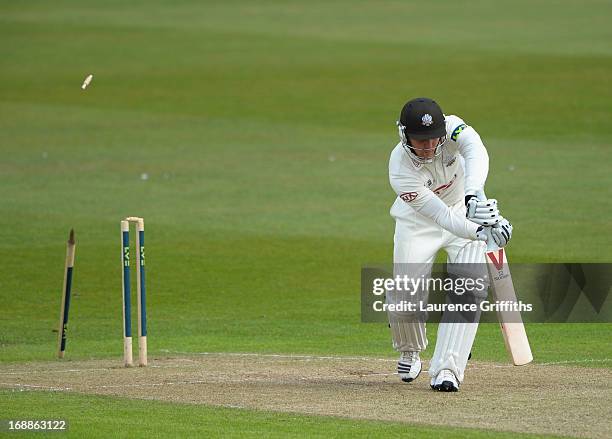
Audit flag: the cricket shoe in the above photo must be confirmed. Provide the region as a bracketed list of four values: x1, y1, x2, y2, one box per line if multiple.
[397, 351, 421, 383]
[430, 369, 459, 392]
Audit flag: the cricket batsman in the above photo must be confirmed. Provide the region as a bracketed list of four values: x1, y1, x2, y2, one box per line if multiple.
[387, 97, 513, 391]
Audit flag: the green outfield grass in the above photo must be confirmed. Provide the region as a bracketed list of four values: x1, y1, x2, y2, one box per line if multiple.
[1, 0, 610, 437]
[0, 390, 562, 439]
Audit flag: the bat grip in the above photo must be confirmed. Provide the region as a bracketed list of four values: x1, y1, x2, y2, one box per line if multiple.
[475, 191, 499, 252]
[483, 226, 498, 252]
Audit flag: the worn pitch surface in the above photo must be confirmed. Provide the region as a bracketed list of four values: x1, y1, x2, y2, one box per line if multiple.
[1, 354, 609, 438]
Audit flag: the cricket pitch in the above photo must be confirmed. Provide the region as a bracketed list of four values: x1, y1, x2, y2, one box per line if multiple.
[1, 354, 610, 438]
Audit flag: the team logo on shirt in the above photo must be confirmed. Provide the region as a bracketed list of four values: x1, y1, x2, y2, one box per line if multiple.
[451, 123, 467, 141]
[421, 114, 433, 126]
[433, 174, 457, 195]
[426, 179, 433, 187]
[445, 156, 456, 167]
[400, 192, 418, 202]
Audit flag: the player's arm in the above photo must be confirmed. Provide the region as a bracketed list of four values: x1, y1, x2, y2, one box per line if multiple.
[451, 119, 514, 247]
[389, 172, 485, 241]
[448, 117, 489, 204]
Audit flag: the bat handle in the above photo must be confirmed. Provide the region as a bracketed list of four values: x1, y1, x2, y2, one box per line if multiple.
[475, 191, 499, 252]
[484, 226, 498, 252]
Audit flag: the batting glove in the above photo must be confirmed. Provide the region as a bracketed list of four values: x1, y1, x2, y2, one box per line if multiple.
[490, 218, 513, 247]
[466, 197, 501, 226]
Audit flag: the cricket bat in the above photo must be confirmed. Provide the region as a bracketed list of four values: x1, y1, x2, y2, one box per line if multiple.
[484, 232, 533, 365]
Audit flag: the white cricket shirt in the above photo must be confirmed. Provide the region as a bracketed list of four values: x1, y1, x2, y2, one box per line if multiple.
[388, 115, 489, 240]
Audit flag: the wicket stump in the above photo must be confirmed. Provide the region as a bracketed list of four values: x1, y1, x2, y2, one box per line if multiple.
[121, 217, 147, 367]
[57, 229, 76, 358]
